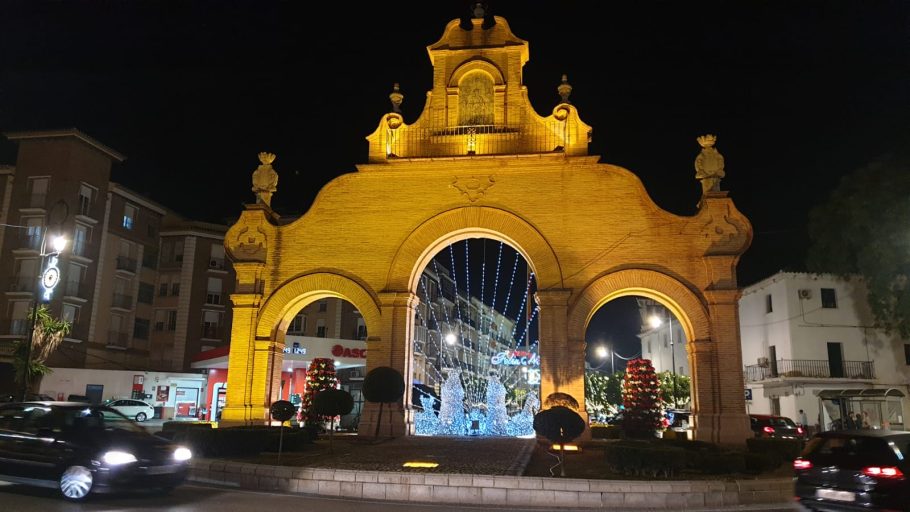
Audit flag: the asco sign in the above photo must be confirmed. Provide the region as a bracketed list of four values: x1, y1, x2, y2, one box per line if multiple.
[331, 344, 367, 359]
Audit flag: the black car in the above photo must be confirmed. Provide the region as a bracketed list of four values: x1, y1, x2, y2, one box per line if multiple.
[794, 430, 910, 511]
[750, 414, 806, 440]
[0, 401, 191, 501]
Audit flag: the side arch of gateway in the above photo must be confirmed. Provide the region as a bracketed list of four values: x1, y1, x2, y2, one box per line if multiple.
[217, 12, 755, 444]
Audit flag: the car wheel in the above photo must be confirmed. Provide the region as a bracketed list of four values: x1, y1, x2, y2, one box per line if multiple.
[136, 412, 147, 422]
[60, 465, 93, 501]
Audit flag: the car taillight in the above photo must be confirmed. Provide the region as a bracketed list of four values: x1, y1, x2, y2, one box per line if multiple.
[793, 459, 813, 470]
[862, 466, 904, 478]
[763, 426, 775, 434]
[797, 426, 804, 435]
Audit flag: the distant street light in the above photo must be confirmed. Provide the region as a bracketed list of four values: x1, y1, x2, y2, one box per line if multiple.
[594, 344, 614, 374]
[445, 333, 457, 345]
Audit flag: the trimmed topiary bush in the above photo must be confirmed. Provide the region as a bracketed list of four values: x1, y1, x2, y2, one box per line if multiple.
[604, 440, 687, 477]
[363, 366, 406, 438]
[746, 437, 802, 467]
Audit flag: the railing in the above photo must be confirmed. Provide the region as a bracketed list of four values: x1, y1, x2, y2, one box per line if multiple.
[381, 122, 580, 160]
[201, 325, 222, 340]
[9, 319, 29, 336]
[107, 331, 129, 348]
[63, 280, 90, 298]
[111, 293, 133, 310]
[745, 359, 875, 382]
[208, 257, 225, 270]
[19, 234, 41, 251]
[115, 256, 137, 272]
[8, 276, 35, 292]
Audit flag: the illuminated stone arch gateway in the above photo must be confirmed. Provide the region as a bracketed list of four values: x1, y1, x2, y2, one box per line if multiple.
[221, 14, 753, 444]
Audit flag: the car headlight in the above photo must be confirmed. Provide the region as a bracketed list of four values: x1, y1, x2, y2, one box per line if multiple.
[102, 450, 138, 465]
[173, 447, 192, 462]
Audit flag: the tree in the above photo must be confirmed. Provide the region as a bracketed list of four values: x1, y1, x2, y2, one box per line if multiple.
[362, 366, 405, 438]
[621, 358, 662, 439]
[807, 150, 910, 338]
[312, 388, 354, 451]
[13, 305, 70, 396]
[657, 371, 691, 409]
[533, 406, 586, 477]
[298, 358, 337, 426]
[584, 370, 623, 421]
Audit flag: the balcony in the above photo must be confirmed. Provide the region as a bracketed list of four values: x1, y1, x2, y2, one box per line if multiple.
[9, 319, 29, 336]
[115, 256, 137, 273]
[745, 359, 875, 382]
[7, 276, 35, 293]
[205, 293, 222, 306]
[18, 234, 41, 251]
[111, 293, 133, 310]
[201, 324, 222, 340]
[107, 331, 128, 349]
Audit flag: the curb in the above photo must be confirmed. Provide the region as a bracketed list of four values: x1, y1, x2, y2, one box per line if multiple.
[188, 459, 794, 509]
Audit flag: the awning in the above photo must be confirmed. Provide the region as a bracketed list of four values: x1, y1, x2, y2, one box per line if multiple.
[818, 388, 906, 399]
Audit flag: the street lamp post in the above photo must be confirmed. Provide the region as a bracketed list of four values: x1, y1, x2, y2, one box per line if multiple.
[19, 232, 67, 402]
[595, 344, 614, 374]
[649, 309, 678, 409]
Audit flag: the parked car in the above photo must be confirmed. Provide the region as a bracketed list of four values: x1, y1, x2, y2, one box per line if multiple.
[794, 429, 910, 511]
[750, 414, 806, 440]
[666, 409, 692, 432]
[1, 393, 54, 402]
[103, 398, 155, 422]
[0, 401, 191, 501]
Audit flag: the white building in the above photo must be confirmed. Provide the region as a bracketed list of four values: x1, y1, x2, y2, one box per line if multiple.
[739, 272, 909, 431]
[638, 299, 689, 378]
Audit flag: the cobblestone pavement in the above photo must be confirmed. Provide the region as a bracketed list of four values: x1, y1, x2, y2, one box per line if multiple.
[238, 435, 536, 475]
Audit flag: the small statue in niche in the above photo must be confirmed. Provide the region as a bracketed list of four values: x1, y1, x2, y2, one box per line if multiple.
[251, 152, 278, 207]
[694, 134, 725, 194]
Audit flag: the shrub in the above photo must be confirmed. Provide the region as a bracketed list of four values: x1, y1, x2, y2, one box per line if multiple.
[746, 438, 802, 467]
[171, 426, 315, 458]
[694, 451, 746, 474]
[744, 451, 781, 473]
[604, 441, 687, 477]
[591, 425, 622, 439]
[161, 421, 213, 433]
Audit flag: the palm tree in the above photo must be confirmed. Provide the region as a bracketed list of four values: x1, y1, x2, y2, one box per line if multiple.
[13, 305, 71, 395]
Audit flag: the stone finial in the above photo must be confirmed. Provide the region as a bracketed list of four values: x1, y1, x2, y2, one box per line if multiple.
[472, 2, 486, 19]
[557, 74, 572, 104]
[694, 134, 725, 195]
[252, 152, 279, 207]
[389, 83, 403, 113]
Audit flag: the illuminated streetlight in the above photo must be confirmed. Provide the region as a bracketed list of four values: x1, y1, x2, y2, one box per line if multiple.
[595, 345, 608, 359]
[648, 314, 662, 330]
[51, 235, 67, 254]
[445, 333, 457, 345]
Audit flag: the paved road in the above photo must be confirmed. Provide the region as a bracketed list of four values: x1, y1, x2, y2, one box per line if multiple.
[0, 482, 800, 512]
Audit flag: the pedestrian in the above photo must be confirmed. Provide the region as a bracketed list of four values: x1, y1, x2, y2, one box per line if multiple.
[844, 413, 856, 430]
[798, 409, 808, 427]
[855, 412, 865, 429]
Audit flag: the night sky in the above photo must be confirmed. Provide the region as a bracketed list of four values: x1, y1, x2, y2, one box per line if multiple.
[2, 1, 908, 364]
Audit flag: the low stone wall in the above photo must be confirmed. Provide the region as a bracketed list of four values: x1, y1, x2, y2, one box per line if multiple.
[189, 459, 793, 509]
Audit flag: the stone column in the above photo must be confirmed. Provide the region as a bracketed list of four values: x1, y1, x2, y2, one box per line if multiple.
[358, 291, 419, 438]
[221, 291, 262, 425]
[537, 290, 586, 413]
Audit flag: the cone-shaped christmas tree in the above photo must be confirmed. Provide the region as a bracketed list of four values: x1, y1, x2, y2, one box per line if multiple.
[621, 358, 662, 438]
[299, 358, 338, 425]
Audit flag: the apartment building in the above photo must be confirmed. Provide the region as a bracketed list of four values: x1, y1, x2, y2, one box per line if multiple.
[739, 272, 910, 431]
[0, 130, 234, 400]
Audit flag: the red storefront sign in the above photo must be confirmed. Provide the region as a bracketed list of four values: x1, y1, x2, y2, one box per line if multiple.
[331, 344, 367, 358]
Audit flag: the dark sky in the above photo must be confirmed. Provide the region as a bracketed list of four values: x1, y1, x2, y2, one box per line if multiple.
[2, 1, 908, 361]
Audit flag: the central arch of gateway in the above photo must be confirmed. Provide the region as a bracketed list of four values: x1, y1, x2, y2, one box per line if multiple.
[220, 13, 754, 444]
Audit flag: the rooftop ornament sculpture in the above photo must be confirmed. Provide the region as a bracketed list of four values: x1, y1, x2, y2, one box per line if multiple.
[251, 152, 278, 207]
[694, 134, 725, 195]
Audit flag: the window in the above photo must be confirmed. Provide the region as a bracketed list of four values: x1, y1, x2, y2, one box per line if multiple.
[123, 204, 137, 230]
[142, 247, 158, 269]
[62, 304, 79, 326]
[289, 314, 306, 334]
[158, 276, 168, 297]
[154, 310, 168, 331]
[202, 311, 221, 339]
[146, 222, 157, 238]
[904, 344, 910, 366]
[167, 310, 177, 331]
[318, 300, 327, 312]
[65, 262, 84, 296]
[210, 244, 225, 270]
[356, 320, 367, 340]
[27, 177, 48, 208]
[137, 282, 154, 304]
[13, 258, 37, 291]
[206, 278, 222, 305]
[23, 217, 43, 250]
[171, 282, 180, 296]
[133, 318, 150, 340]
[78, 183, 95, 216]
[174, 240, 184, 263]
[765, 294, 773, 313]
[73, 224, 90, 257]
[316, 319, 326, 338]
[821, 288, 838, 309]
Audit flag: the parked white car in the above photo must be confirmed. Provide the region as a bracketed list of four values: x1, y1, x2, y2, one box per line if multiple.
[103, 399, 155, 422]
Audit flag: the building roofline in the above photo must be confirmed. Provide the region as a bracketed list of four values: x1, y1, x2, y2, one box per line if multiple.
[741, 270, 862, 295]
[4, 128, 126, 162]
[109, 182, 168, 215]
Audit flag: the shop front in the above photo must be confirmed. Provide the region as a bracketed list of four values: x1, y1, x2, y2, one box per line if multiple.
[192, 336, 367, 422]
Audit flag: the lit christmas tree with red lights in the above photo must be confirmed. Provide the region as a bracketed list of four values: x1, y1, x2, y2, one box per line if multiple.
[299, 358, 338, 425]
[621, 358, 662, 438]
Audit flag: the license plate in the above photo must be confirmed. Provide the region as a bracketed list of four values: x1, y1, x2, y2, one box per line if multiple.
[816, 488, 856, 502]
[146, 464, 180, 475]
